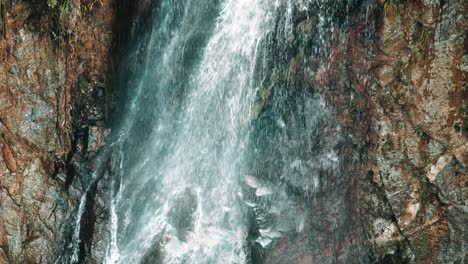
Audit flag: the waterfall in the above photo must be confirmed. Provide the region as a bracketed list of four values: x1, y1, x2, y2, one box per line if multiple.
[105, 0, 283, 263]
[55, 0, 365, 263]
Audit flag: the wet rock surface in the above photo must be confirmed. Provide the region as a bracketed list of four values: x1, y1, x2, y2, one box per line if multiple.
[0, 0, 113, 263]
[286, 0, 467, 263]
[251, 0, 466, 263]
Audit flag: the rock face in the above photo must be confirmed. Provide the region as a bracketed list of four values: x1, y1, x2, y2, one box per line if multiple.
[301, 0, 467, 263]
[0, 0, 113, 263]
[364, 1, 467, 262]
[252, 0, 466, 263]
[0, 0, 466, 263]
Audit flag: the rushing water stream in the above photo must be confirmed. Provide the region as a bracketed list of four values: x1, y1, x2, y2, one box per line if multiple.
[106, 1, 283, 263]
[60, 0, 367, 263]
[107, 0, 275, 262]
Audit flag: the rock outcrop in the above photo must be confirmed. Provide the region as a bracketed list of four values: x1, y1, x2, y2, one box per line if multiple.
[0, 0, 113, 262]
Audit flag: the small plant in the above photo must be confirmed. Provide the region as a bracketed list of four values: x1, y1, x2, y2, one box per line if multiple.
[384, 0, 401, 17]
[414, 23, 432, 45]
[59, 0, 71, 16]
[47, 0, 71, 16]
[47, 0, 58, 8]
[83, 0, 103, 13]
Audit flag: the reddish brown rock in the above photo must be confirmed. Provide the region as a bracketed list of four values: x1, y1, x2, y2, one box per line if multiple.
[0, 0, 114, 262]
[1, 139, 17, 172]
[306, 0, 467, 262]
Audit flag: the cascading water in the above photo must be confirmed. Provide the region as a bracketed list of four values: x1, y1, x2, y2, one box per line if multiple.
[106, 0, 283, 263]
[60, 0, 370, 263]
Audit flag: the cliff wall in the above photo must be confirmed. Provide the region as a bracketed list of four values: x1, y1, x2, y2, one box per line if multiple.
[0, 0, 113, 262]
[0, 0, 465, 263]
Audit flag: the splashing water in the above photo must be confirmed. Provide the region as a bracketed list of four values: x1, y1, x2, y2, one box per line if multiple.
[49, 0, 382, 262]
[51, 0, 365, 263]
[105, 0, 281, 263]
